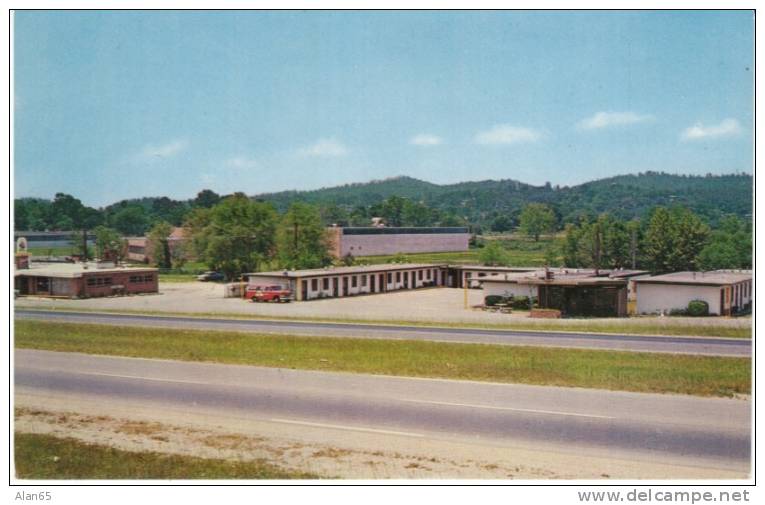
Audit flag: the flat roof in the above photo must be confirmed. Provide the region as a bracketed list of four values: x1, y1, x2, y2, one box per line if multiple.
[456, 265, 538, 272]
[340, 227, 469, 235]
[15, 262, 158, 278]
[481, 268, 646, 283]
[634, 271, 752, 286]
[246, 263, 449, 279]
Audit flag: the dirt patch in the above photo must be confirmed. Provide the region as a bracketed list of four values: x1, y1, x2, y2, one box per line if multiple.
[14, 406, 525, 479]
[13, 396, 748, 480]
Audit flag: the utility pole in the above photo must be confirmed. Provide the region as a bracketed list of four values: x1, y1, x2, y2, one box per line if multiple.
[82, 229, 88, 261]
[630, 226, 638, 269]
[293, 222, 299, 254]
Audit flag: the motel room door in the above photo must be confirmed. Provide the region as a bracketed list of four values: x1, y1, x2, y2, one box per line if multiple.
[342, 277, 348, 296]
[370, 274, 376, 293]
[379, 274, 385, 292]
[333, 278, 339, 297]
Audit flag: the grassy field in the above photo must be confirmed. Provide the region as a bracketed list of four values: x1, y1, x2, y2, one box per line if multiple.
[15, 320, 751, 397]
[358, 235, 562, 267]
[14, 432, 317, 479]
[27, 246, 77, 257]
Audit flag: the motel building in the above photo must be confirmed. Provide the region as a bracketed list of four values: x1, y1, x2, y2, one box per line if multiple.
[633, 270, 753, 316]
[14, 254, 158, 298]
[245, 263, 450, 301]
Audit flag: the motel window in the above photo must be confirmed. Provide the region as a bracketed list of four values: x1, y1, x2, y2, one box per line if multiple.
[323, 278, 329, 290]
[387, 273, 392, 283]
[143, 275, 153, 283]
[129, 275, 142, 283]
[361, 275, 367, 287]
[312, 279, 318, 292]
[396, 272, 401, 283]
[87, 278, 96, 286]
[352, 276, 358, 288]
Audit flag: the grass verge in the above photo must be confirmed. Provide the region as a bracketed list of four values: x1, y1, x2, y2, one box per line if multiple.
[14, 432, 317, 479]
[15, 305, 752, 339]
[15, 320, 751, 397]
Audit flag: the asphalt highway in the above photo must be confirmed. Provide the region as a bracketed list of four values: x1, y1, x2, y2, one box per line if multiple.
[14, 349, 751, 471]
[15, 309, 752, 356]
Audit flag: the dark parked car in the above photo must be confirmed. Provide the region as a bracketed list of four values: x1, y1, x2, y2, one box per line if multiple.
[196, 271, 225, 282]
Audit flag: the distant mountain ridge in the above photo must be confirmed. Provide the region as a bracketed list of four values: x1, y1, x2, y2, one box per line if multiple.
[255, 172, 752, 224]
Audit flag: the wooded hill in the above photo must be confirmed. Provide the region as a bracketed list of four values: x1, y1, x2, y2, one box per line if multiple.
[15, 172, 752, 234]
[256, 172, 752, 226]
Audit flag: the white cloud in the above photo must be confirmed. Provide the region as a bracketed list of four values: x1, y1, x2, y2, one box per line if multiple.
[681, 118, 743, 141]
[226, 156, 259, 169]
[297, 138, 349, 157]
[578, 111, 653, 130]
[474, 124, 541, 145]
[410, 133, 443, 146]
[140, 139, 188, 159]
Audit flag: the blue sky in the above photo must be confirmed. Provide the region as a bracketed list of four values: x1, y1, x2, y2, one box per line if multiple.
[14, 10, 753, 207]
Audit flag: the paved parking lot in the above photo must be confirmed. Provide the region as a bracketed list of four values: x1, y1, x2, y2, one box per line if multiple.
[15, 281, 749, 332]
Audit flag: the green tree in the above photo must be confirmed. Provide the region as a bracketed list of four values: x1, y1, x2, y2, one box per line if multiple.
[643, 206, 710, 273]
[93, 226, 126, 262]
[478, 240, 508, 266]
[562, 223, 583, 267]
[697, 215, 752, 270]
[193, 189, 221, 209]
[111, 205, 150, 236]
[490, 215, 514, 233]
[277, 203, 332, 270]
[147, 221, 174, 269]
[186, 195, 278, 280]
[518, 203, 556, 241]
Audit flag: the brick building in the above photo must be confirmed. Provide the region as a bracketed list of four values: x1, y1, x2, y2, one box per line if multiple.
[14, 261, 158, 298]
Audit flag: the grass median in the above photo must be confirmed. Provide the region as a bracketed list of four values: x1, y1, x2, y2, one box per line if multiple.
[15, 305, 752, 339]
[15, 320, 750, 397]
[14, 432, 317, 479]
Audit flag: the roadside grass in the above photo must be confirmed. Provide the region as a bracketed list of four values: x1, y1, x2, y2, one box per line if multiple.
[27, 246, 76, 257]
[14, 432, 317, 479]
[15, 305, 752, 339]
[14, 320, 751, 397]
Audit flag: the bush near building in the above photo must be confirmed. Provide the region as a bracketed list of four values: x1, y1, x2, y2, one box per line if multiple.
[687, 300, 710, 317]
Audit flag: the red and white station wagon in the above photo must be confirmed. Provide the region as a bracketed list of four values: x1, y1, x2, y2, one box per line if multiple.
[246, 284, 293, 303]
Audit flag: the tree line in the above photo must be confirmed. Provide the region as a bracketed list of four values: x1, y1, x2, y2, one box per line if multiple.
[480, 203, 752, 273]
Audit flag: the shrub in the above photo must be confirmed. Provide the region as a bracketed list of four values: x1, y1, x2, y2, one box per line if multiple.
[484, 295, 504, 307]
[668, 308, 688, 316]
[687, 300, 710, 317]
[512, 296, 533, 310]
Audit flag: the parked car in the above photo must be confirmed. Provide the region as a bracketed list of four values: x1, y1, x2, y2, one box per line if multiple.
[246, 284, 293, 303]
[196, 271, 225, 282]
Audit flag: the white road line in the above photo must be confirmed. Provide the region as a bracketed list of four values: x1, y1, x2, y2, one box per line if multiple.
[77, 371, 213, 386]
[400, 399, 616, 420]
[269, 418, 425, 438]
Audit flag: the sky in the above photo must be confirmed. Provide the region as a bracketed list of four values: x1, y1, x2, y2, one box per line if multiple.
[13, 10, 754, 207]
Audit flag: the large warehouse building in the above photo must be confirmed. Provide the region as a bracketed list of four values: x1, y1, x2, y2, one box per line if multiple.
[327, 226, 470, 257]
